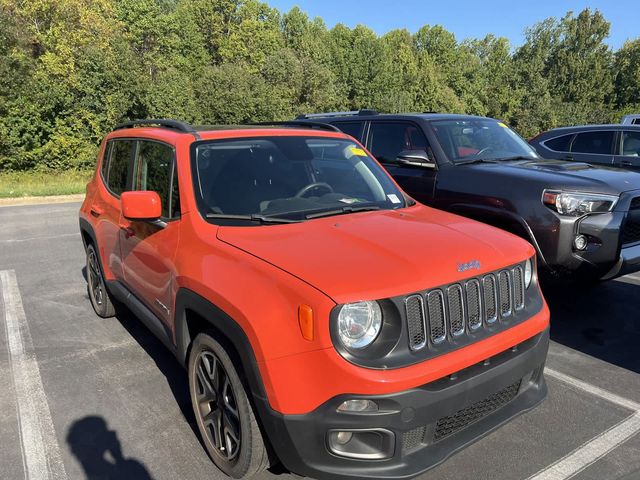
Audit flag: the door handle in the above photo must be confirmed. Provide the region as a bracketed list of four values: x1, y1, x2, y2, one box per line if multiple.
[620, 160, 633, 167]
[90, 205, 104, 217]
[562, 155, 574, 161]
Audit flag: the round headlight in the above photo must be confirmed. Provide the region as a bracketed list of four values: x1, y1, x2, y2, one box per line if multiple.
[337, 301, 382, 349]
[524, 258, 533, 288]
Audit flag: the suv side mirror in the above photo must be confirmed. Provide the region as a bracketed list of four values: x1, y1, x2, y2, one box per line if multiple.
[121, 191, 162, 221]
[396, 149, 435, 168]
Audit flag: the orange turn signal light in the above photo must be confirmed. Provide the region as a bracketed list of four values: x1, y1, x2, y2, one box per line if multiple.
[298, 304, 314, 341]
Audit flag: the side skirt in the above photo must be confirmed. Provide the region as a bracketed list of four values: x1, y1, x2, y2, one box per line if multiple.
[106, 280, 176, 355]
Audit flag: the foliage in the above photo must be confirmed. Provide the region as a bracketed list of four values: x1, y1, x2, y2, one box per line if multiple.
[0, 2, 637, 172]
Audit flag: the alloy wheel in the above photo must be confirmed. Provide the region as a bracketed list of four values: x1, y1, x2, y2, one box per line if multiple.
[195, 351, 242, 462]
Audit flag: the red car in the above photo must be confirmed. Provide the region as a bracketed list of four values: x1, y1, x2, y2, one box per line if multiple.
[79, 119, 550, 479]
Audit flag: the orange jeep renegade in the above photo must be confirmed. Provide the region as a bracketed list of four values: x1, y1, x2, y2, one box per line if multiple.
[79, 119, 550, 479]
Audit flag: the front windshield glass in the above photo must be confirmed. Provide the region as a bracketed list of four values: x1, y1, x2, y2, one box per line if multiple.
[192, 136, 406, 222]
[431, 119, 539, 163]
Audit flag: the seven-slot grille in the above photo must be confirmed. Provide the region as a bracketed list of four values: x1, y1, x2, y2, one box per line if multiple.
[405, 265, 526, 351]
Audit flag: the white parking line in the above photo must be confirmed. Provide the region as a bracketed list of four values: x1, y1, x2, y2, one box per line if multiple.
[527, 368, 640, 480]
[1, 270, 66, 480]
[546, 368, 640, 411]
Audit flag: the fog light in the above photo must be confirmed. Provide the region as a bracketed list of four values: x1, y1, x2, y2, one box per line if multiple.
[337, 399, 378, 413]
[573, 234, 588, 251]
[335, 431, 353, 445]
[327, 429, 395, 460]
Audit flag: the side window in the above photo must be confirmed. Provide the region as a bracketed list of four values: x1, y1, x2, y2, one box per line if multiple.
[622, 131, 640, 157]
[100, 142, 112, 180]
[571, 131, 615, 155]
[106, 140, 134, 196]
[544, 134, 573, 152]
[368, 122, 429, 163]
[134, 141, 179, 219]
[633, 119, 640, 125]
[332, 122, 363, 141]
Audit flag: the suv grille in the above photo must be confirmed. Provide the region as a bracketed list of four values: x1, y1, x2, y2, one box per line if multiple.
[404, 265, 525, 350]
[433, 380, 521, 442]
[622, 218, 640, 245]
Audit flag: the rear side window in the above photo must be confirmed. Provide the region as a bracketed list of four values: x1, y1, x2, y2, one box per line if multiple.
[105, 140, 134, 196]
[633, 119, 640, 125]
[571, 131, 615, 155]
[544, 134, 573, 152]
[332, 122, 363, 141]
[134, 140, 180, 219]
[368, 122, 429, 163]
[622, 131, 640, 157]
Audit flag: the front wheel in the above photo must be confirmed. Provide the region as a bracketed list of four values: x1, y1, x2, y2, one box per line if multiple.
[86, 243, 116, 318]
[188, 333, 269, 479]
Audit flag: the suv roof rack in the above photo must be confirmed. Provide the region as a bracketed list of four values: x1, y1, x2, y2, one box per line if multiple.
[114, 119, 197, 134]
[251, 121, 342, 133]
[295, 109, 379, 120]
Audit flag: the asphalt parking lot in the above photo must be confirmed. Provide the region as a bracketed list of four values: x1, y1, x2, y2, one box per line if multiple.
[2, 201, 640, 480]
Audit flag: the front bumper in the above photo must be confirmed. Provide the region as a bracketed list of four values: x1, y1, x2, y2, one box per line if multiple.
[537, 191, 640, 279]
[262, 327, 549, 480]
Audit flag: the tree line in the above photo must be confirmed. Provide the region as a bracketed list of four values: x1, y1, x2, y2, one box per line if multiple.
[0, 0, 639, 171]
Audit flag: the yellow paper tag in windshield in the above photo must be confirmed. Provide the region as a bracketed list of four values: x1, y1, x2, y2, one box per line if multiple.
[497, 122, 508, 128]
[350, 147, 367, 157]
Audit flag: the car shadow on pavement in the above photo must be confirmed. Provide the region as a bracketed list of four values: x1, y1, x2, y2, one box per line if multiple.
[113, 305, 198, 433]
[544, 278, 640, 374]
[67, 416, 154, 479]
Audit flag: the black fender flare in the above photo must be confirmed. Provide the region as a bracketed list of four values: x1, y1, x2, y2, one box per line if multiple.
[79, 217, 97, 251]
[447, 203, 548, 267]
[174, 288, 268, 403]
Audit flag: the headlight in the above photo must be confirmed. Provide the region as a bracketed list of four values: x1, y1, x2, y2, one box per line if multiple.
[524, 258, 533, 288]
[542, 190, 618, 216]
[337, 301, 382, 349]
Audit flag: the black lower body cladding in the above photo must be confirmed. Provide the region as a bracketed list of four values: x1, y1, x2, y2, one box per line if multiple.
[259, 328, 549, 480]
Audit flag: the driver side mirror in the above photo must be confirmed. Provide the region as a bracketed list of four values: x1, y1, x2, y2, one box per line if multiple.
[121, 191, 162, 221]
[396, 149, 436, 168]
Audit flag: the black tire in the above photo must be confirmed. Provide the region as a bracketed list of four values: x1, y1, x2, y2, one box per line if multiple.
[188, 333, 269, 479]
[86, 243, 116, 318]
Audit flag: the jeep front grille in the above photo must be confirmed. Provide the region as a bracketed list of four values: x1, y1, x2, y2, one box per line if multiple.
[427, 291, 446, 344]
[404, 265, 526, 350]
[406, 295, 426, 350]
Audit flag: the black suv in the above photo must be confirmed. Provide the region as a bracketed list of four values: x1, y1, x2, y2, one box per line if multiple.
[296, 111, 640, 281]
[530, 124, 640, 171]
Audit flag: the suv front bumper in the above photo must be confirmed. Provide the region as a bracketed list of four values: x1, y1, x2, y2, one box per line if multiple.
[538, 191, 640, 280]
[261, 327, 549, 480]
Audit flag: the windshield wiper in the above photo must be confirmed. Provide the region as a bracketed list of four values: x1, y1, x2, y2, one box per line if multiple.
[305, 205, 381, 219]
[491, 155, 538, 162]
[205, 213, 300, 224]
[456, 158, 500, 165]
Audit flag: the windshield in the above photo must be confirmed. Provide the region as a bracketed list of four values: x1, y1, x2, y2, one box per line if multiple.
[192, 136, 406, 223]
[431, 119, 539, 163]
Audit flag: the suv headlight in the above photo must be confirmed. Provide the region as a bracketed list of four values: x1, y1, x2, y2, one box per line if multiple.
[524, 257, 533, 288]
[542, 190, 618, 216]
[337, 301, 382, 349]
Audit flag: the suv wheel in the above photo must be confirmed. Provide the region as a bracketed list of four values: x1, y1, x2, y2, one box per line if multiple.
[189, 333, 269, 479]
[86, 243, 116, 318]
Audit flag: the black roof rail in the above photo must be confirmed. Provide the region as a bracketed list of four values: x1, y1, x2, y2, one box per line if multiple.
[295, 109, 379, 120]
[251, 121, 342, 133]
[114, 119, 197, 134]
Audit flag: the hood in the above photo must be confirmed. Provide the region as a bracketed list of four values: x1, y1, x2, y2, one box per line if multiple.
[468, 159, 640, 195]
[216, 205, 534, 304]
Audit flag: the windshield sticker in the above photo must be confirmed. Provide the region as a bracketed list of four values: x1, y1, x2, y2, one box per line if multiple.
[497, 122, 508, 128]
[339, 198, 359, 204]
[387, 194, 401, 204]
[350, 147, 367, 157]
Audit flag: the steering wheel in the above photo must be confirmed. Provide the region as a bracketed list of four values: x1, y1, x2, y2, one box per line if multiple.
[295, 182, 334, 198]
